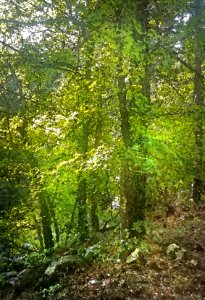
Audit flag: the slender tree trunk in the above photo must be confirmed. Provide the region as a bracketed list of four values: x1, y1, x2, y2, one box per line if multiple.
[89, 109, 103, 233]
[39, 191, 54, 250]
[77, 177, 88, 241]
[33, 215, 44, 251]
[77, 121, 89, 241]
[192, 0, 204, 203]
[91, 199, 99, 232]
[66, 199, 77, 243]
[47, 196, 60, 243]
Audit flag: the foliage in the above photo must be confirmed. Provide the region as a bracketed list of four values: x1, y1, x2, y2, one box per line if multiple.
[0, 3, 204, 297]
[41, 283, 61, 299]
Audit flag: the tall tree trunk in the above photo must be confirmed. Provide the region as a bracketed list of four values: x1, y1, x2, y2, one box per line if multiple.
[77, 121, 89, 241]
[90, 199, 99, 232]
[89, 108, 103, 233]
[77, 177, 88, 241]
[33, 215, 44, 251]
[117, 0, 150, 236]
[192, 0, 204, 203]
[39, 191, 54, 250]
[47, 196, 60, 243]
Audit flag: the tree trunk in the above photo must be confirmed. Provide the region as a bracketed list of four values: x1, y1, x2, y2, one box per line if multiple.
[47, 196, 60, 243]
[91, 199, 100, 232]
[33, 215, 44, 251]
[77, 177, 88, 241]
[39, 192, 54, 250]
[192, 0, 204, 203]
[117, 0, 150, 237]
[77, 121, 89, 241]
[89, 111, 103, 233]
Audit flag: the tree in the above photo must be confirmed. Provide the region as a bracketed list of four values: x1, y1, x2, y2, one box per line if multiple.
[191, 0, 205, 202]
[0, 0, 204, 256]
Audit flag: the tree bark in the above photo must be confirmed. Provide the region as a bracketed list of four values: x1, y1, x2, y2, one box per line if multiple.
[77, 176, 88, 241]
[117, 0, 150, 236]
[47, 196, 60, 243]
[89, 108, 103, 233]
[39, 192, 54, 250]
[77, 121, 89, 241]
[192, 0, 204, 203]
[33, 215, 44, 251]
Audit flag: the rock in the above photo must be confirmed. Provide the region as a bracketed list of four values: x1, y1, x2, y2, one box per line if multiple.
[126, 248, 140, 264]
[15, 266, 46, 291]
[166, 243, 180, 259]
[45, 255, 81, 276]
[37, 255, 81, 291]
[5, 271, 17, 278]
[166, 243, 186, 260]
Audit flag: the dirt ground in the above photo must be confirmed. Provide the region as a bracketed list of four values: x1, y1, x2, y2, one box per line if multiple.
[57, 205, 205, 300]
[2, 203, 205, 300]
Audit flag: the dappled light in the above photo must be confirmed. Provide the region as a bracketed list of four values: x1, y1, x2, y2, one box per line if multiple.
[0, 0, 205, 299]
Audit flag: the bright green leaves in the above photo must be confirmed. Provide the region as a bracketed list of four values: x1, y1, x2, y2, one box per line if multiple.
[120, 27, 144, 61]
[0, 0, 204, 254]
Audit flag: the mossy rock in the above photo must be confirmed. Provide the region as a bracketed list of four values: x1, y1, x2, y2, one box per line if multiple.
[45, 255, 81, 276]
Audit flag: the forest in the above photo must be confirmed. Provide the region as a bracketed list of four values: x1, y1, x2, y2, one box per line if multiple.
[0, 0, 205, 299]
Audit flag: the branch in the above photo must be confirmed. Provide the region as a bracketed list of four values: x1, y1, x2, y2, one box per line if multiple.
[170, 50, 204, 79]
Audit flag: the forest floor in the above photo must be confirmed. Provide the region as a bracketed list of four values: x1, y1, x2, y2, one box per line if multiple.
[2, 202, 205, 300]
[53, 203, 205, 300]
